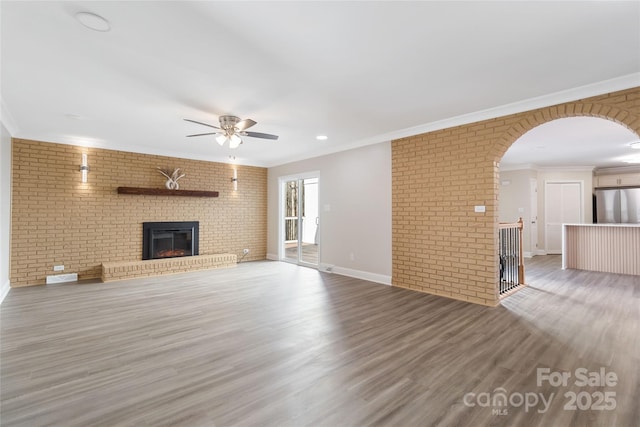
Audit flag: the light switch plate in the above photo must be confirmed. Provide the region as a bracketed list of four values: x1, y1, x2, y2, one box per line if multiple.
[474, 205, 486, 213]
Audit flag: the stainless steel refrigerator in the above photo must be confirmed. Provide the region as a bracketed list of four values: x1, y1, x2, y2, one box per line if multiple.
[595, 188, 640, 223]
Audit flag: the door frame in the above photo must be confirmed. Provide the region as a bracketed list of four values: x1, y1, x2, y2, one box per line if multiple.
[278, 171, 320, 267]
[544, 180, 584, 254]
[529, 178, 539, 257]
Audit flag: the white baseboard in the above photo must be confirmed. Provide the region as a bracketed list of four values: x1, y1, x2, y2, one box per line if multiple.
[331, 266, 392, 286]
[524, 251, 533, 258]
[535, 249, 548, 256]
[0, 279, 10, 305]
[271, 257, 391, 286]
[266, 253, 278, 261]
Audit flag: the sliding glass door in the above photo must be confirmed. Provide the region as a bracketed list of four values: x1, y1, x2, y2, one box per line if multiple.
[281, 175, 319, 267]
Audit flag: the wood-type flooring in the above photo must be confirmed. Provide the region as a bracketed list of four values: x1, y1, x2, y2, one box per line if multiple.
[1, 256, 638, 426]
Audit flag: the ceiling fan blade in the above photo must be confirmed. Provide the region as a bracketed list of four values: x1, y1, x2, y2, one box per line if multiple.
[183, 118, 221, 130]
[235, 118, 257, 131]
[186, 132, 218, 137]
[243, 131, 279, 140]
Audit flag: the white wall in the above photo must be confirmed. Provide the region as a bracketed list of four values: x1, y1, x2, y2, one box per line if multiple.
[499, 167, 594, 255]
[267, 142, 392, 284]
[499, 169, 536, 255]
[1, 123, 12, 303]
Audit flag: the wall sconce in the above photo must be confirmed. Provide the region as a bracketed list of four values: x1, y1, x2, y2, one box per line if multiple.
[80, 153, 89, 183]
[231, 169, 238, 191]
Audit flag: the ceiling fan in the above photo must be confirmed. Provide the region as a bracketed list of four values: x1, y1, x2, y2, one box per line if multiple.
[184, 116, 279, 149]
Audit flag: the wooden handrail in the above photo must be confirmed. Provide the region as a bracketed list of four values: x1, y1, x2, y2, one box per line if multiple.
[498, 217, 525, 287]
[498, 218, 524, 230]
[517, 217, 524, 284]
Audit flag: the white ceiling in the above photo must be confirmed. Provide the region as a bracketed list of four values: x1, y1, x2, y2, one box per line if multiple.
[501, 117, 640, 170]
[2, 1, 639, 167]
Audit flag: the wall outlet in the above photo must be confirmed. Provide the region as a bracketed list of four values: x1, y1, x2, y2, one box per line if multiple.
[53, 265, 64, 272]
[243, 248, 250, 255]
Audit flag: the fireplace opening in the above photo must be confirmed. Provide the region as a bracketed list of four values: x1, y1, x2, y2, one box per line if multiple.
[143, 221, 199, 260]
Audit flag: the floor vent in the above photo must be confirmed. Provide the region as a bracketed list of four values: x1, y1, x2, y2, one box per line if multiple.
[46, 273, 79, 284]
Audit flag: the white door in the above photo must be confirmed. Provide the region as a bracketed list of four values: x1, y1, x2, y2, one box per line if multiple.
[545, 181, 582, 254]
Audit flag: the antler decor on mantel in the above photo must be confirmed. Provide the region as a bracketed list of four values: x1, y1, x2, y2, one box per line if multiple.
[157, 167, 185, 190]
[117, 166, 218, 197]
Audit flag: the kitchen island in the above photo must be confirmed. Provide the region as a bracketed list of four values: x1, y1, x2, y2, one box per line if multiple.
[562, 224, 640, 275]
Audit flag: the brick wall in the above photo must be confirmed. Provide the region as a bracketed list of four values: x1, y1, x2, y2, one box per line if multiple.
[10, 139, 267, 287]
[392, 87, 640, 306]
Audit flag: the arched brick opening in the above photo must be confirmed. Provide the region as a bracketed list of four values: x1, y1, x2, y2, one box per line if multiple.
[491, 103, 640, 164]
[490, 102, 640, 299]
[392, 87, 640, 307]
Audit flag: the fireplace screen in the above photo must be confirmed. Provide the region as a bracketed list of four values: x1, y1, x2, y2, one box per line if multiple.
[142, 221, 199, 260]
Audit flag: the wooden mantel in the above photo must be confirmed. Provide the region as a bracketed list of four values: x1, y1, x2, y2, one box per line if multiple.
[117, 187, 219, 197]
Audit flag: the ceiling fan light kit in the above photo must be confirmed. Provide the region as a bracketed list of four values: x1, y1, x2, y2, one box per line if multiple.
[229, 134, 242, 149]
[185, 115, 278, 150]
[216, 134, 242, 149]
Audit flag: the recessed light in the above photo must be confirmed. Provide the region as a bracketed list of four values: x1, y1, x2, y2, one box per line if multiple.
[316, 135, 328, 141]
[629, 141, 640, 149]
[75, 12, 111, 32]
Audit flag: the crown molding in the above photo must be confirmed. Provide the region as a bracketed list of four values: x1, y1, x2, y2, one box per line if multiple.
[269, 74, 640, 167]
[537, 166, 595, 172]
[500, 165, 596, 173]
[499, 164, 539, 172]
[594, 165, 640, 175]
[0, 97, 18, 136]
[351, 73, 640, 148]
